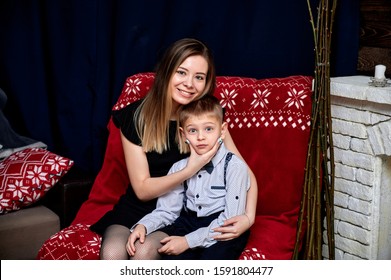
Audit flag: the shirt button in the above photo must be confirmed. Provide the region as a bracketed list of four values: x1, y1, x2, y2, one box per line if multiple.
[198, 206, 202, 210]
[196, 194, 199, 198]
[198, 174, 202, 178]
[235, 196, 239, 200]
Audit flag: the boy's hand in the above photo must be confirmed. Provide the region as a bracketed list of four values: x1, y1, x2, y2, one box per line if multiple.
[158, 236, 189, 256]
[126, 224, 146, 256]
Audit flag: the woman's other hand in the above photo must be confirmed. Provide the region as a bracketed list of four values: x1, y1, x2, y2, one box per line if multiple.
[185, 137, 221, 176]
[212, 214, 253, 241]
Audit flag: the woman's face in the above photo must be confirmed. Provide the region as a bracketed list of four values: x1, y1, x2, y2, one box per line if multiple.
[169, 55, 208, 109]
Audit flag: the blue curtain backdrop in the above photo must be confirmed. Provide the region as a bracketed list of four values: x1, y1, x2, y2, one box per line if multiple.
[0, 0, 359, 174]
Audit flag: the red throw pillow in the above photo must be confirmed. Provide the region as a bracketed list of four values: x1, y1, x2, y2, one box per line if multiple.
[0, 148, 74, 214]
[36, 223, 100, 260]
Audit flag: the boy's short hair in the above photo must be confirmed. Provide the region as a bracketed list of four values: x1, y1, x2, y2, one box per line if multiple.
[177, 95, 224, 154]
[178, 95, 223, 127]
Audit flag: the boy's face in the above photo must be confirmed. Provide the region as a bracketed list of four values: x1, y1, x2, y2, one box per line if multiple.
[180, 114, 227, 155]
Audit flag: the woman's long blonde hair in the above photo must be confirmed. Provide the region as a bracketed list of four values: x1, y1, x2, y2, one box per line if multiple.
[135, 38, 216, 153]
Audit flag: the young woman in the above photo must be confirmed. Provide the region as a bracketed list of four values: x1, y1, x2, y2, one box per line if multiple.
[89, 38, 258, 260]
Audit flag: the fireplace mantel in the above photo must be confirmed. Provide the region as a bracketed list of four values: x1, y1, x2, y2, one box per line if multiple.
[327, 76, 391, 260]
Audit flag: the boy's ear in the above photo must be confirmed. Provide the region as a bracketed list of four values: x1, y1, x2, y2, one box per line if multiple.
[179, 127, 186, 140]
[220, 122, 228, 140]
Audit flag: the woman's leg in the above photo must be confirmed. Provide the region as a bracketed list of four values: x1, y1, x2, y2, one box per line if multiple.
[100, 224, 130, 260]
[130, 231, 168, 260]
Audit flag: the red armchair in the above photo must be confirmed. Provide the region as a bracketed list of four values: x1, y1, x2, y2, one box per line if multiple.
[37, 73, 313, 260]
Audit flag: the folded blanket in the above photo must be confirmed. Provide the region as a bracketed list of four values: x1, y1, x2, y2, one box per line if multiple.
[0, 88, 46, 159]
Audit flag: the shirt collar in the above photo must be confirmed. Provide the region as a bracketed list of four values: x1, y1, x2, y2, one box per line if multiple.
[209, 142, 228, 169]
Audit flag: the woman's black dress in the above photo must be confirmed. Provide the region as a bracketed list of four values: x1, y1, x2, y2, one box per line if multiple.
[90, 100, 188, 235]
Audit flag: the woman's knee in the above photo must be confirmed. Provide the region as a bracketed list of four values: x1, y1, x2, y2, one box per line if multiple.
[100, 241, 129, 260]
[100, 224, 130, 260]
[130, 231, 167, 260]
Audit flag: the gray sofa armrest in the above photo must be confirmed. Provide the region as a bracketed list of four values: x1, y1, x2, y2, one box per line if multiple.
[0, 205, 60, 259]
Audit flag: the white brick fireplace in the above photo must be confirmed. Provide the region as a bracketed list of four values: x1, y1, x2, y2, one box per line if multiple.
[323, 76, 391, 260]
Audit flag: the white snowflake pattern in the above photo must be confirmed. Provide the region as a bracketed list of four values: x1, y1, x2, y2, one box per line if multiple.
[0, 193, 10, 208]
[7, 180, 30, 198]
[125, 78, 142, 95]
[8, 154, 20, 161]
[26, 165, 48, 185]
[48, 156, 69, 172]
[56, 227, 77, 240]
[284, 88, 307, 111]
[34, 191, 43, 200]
[251, 89, 271, 109]
[219, 89, 238, 110]
[23, 194, 34, 204]
[88, 236, 102, 247]
[241, 247, 267, 260]
[46, 178, 57, 188]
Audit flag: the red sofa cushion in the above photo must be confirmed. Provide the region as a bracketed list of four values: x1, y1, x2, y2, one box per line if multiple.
[214, 76, 312, 259]
[37, 73, 312, 260]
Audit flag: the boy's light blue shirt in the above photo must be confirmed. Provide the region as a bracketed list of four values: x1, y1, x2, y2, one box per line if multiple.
[135, 143, 250, 248]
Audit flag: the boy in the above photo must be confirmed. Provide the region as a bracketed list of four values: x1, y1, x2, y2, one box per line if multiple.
[127, 95, 250, 259]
